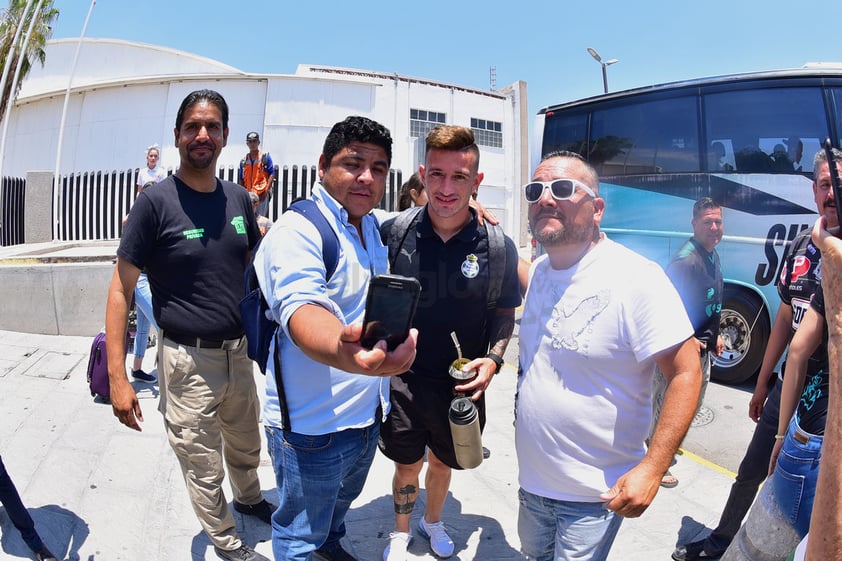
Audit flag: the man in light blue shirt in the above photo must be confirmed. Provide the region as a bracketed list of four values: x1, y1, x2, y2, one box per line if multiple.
[254, 116, 417, 561]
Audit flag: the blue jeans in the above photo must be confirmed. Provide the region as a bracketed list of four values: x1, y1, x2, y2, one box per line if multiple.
[265, 422, 379, 560]
[518, 488, 623, 561]
[0, 455, 44, 553]
[257, 193, 271, 218]
[133, 273, 158, 359]
[772, 416, 822, 538]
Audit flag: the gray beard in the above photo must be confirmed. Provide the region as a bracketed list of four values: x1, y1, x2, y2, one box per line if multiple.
[532, 213, 593, 247]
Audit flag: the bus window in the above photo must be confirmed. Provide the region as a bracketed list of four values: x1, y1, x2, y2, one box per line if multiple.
[704, 88, 827, 173]
[589, 96, 699, 176]
[709, 139, 736, 171]
[830, 88, 842, 148]
[542, 112, 588, 156]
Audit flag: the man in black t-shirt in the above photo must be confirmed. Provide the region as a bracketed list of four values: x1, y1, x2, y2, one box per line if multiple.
[105, 90, 270, 561]
[651, 197, 724, 488]
[379, 126, 521, 561]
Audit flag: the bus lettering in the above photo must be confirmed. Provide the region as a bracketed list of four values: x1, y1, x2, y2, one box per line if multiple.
[754, 223, 809, 286]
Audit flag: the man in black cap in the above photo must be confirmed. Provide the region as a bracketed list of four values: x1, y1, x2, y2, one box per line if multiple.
[238, 131, 275, 217]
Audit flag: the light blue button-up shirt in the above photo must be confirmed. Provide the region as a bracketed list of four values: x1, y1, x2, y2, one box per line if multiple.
[254, 184, 390, 434]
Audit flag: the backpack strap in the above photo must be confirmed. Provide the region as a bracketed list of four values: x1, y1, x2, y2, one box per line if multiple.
[289, 199, 340, 280]
[272, 331, 291, 430]
[484, 222, 505, 312]
[388, 206, 424, 268]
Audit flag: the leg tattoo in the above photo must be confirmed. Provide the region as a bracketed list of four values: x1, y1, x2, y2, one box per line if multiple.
[394, 484, 417, 515]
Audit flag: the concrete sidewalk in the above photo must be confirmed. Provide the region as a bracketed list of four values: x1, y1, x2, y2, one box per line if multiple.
[0, 328, 754, 561]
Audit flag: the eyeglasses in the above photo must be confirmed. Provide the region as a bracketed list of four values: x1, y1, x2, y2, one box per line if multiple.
[523, 179, 596, 203]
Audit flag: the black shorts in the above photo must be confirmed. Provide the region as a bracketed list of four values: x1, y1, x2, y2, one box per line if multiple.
[378, 373, 486, 470]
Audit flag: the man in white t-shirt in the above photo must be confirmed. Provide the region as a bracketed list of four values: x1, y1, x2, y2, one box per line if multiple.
[516, 151, 702, 561]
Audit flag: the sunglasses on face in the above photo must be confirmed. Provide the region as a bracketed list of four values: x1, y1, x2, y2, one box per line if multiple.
[523, 179, 596, 203]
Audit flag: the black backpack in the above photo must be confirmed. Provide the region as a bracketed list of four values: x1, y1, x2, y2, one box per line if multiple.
[386, 206, 506, 317]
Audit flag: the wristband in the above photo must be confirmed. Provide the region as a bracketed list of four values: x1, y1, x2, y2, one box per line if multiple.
[486, 352, 504, 372]
[774, 434, 785, 440]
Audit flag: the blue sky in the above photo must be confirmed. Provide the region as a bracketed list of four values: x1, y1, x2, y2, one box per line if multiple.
[50, 0, 842, 123]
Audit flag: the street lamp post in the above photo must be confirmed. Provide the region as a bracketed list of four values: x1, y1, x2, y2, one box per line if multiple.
[587, 47, 619, 94]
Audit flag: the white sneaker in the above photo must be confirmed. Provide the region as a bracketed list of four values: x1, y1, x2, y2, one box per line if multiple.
[417, 516, 454, 558]
[383, 531, 412, 561]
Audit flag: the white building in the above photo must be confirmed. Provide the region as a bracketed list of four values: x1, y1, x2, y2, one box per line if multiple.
[3, 38, 529, 243]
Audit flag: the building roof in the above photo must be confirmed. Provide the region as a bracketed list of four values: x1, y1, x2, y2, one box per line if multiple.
[18, 38, 246, 99]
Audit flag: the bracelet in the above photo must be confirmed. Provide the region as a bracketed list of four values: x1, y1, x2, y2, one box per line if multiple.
[774, 434, 785, 440]
[486, 352, 504, 372]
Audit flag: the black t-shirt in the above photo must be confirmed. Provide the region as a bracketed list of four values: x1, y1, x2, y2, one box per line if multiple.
[117, 175, 260, 339]
[382, 208, 521, 384]
[777, 229, 827, 379]
[796, 285, 829, 435]
[665, 238, 723, 351]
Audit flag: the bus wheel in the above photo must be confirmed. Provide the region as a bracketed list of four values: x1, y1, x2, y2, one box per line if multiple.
[712, 290, 769, 385]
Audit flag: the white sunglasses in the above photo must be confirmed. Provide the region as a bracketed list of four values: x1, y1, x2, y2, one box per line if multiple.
[523, 179, 596, 203]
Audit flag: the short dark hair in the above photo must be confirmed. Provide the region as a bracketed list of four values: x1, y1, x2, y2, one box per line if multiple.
[693, 197, 720, 219]
[322, 116, 392, 168]
[175, 89, 229, 131]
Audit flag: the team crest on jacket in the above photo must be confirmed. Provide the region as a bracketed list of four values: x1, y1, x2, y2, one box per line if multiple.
[461, 254, 479, 278]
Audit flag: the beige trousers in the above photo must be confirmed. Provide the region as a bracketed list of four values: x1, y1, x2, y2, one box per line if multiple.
[157, 336, 263, 551]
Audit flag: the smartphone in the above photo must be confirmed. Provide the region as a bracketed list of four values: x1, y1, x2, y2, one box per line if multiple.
[824, 138, 842, 232]
[360, 274, 421, 351]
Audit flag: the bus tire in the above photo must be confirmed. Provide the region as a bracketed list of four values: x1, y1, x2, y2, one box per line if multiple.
[712, 289, 770, 385]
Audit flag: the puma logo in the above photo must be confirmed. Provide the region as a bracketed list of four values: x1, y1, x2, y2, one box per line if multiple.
[401, 248, 416, 264]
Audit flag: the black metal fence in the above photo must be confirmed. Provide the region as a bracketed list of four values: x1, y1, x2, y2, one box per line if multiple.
[0, 164, 403, 245]
[1, 176, 25, 246]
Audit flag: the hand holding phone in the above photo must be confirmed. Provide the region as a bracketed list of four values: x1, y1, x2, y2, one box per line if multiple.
[360, 274, 421, 351]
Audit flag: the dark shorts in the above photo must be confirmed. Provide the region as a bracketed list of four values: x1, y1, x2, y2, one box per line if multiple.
[379, 373, 486, 470]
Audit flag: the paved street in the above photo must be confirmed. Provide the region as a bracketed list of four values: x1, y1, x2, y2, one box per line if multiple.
[0, 322, 759, 561]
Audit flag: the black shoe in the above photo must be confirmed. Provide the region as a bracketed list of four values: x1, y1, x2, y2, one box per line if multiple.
[233, 498, 275, 525]
[313, 544, 357, 561]
[672, 539, 725, 560]
[214, 544, 270, 561]
[131, 369, 157, 383]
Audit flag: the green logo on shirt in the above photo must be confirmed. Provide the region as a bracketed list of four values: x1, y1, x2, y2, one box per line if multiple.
[231, 216, 246, 235]
[183, 228, 204, 240]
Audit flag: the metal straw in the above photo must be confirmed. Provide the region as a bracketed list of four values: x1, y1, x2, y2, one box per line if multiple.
[450, 331, 462, 361]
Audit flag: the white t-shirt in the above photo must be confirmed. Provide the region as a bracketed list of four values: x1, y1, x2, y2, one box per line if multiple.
[137, 165, 166, 188]
[516, 236, 693, 502]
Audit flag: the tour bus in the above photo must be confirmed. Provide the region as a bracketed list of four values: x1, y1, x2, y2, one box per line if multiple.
[534, 66, 842, 384]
